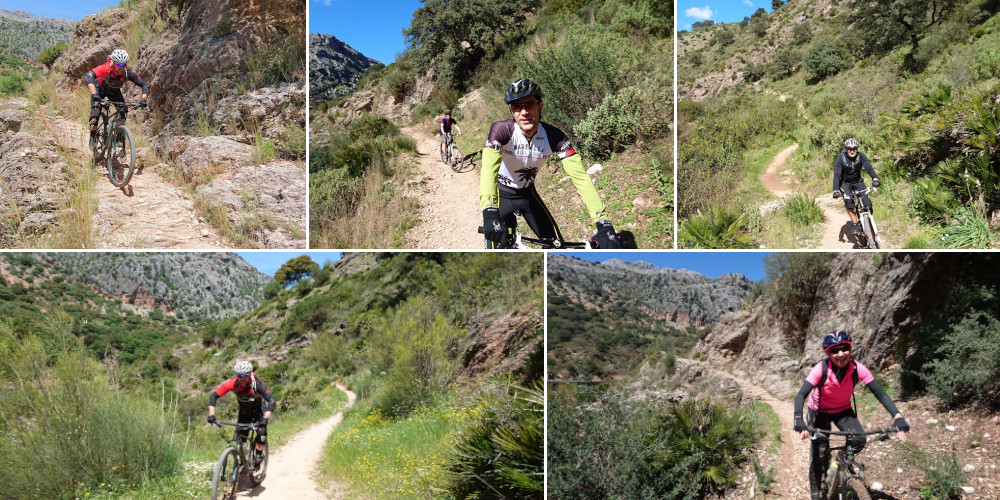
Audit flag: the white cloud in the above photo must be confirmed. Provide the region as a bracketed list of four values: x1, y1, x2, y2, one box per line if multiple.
[312, 0, 333, 5]
[685, 6, 714, 20]
[743, 0, 754, 6]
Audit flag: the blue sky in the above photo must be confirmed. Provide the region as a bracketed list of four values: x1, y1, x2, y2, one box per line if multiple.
[555, 252, 770, 282]
[237, 252, 342, 277]
[310, 0, 422, 65]
[678, 0, 778, 30]
[0, 1, 104, 21]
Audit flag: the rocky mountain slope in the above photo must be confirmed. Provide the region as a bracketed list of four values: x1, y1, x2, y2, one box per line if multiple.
[15, 252, 270, 320]
[549, 254, 753, 326]
[309, 33, 379, 102]
[1, 0, 308, 248]
[0, 9, 74, 60]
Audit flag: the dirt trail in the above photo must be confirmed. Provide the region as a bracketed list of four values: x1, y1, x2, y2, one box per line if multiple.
[760, 144, 889, 249]
[47, 112, 224, 248]
[235, 383, 357, 499]
[401, 125, 482, 249]
[684, 359, 811, 498]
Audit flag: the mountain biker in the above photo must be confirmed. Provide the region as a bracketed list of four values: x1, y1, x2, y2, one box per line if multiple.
[832, 138, 880, 236]
[480, 78, 620, 249]
[440, 109, 462, 162]
[792, 331, 909, 500]
[208, 360, 275, 470]
[85, 49, 149, 147]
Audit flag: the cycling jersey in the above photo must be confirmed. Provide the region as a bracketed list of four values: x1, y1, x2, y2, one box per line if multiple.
[805, 359, 873, 413]
[85, 60, 149, 95]
[209, 374, 276, 413]
[479, 119, 605, 221]
[833, 151, 876, 190]
[441, 117, 456, 134]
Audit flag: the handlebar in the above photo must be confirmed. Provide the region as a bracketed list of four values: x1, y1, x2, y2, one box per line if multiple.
[477, 226, 591, 249]
[807, 426, 898, 440]
[213, 421, 261, 430]
[100, 99, 144, 109]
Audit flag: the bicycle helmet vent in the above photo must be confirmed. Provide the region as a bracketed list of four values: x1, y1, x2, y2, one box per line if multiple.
[504, 78, 542, 104]
[844, 138, 859, 149]
[233, 360, 253, 375]
[822, 331, 852, 353]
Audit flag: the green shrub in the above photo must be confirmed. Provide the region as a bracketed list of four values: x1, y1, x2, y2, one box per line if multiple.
[783, 193, 824, 227]
[262, 280, 283, 300]
[37, 42, 68, 68]
[792, 22, 811, 45]
[920, 310, 1000, 404]
[803, 39, 852, 82]
[940, 205, 995, 249]
[574, 82, 671, 159]
[680, 205, 753, 249]
[764, 253, 834, 324]
[744, 62, 765, 82]
[751, 21, 768, 37]
[0, 72, 27, 95]
[443, 382, 543, 499]
[349, 113, 397, 141]
[713, 30, 735, 47]
[905, 446, 967, 500]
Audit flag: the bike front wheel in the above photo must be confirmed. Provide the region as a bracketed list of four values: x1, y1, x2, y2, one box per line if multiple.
[211, 447, 240, 500]
[106, 125, 136, 187]
[845, 477, 872, 500]
[860, 213, 878, 249]
[249, 441, 269, 485]
[450, 144, 464, 172]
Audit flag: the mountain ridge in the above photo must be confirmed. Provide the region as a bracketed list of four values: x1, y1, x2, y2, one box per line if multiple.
[309, 33, 380, 102]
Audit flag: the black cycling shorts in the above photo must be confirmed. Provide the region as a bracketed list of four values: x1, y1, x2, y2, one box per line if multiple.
[237, 407, 267, 446]
[486, 185, 563, 249]
[839, 181, 870, 211]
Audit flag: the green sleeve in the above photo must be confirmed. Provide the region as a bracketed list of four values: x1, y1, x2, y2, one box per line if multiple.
[479, 148, 502, 209]
[561, 153, 605, 221]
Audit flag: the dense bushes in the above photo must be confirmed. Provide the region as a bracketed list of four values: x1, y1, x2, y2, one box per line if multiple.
[574, 81, 671, 158]
[549, 389, 761, 499]
[803, 40, 852, 82]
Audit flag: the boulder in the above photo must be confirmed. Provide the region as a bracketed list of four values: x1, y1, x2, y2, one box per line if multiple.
[164, 135, 255, 182]
[0, 109, 28, 133]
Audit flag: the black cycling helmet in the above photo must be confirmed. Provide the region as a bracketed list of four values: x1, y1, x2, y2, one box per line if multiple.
[444, 109, 452, 115]
[504, 78, 542, 104]
[822, 331, 852, 353]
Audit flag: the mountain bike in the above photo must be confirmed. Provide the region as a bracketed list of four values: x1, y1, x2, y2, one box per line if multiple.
[842, 186, 880, 249]
[809, 426, 899, 500]
[478, 225, 592, 249]
[91, 99, 142, 187]
[443, 132, 465, 172]
[210, 421, 268, 500]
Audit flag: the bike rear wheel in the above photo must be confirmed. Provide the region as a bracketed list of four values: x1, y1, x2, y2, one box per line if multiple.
[450, 144, 464, 172]
[860, 213, 877, 249]
[845, 477, 872, 500]
[106, 124, 136, 187]
[211, 447, 240, 500]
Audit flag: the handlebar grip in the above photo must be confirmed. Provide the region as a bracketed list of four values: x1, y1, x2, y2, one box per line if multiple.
[478, 226, 484, 234]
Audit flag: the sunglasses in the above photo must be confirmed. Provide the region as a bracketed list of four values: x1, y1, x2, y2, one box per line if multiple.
[237, 374, 249, 378]
[827, 345, 851, 354]
[846, 148, 858, 152]
[509, 100, 538, 112]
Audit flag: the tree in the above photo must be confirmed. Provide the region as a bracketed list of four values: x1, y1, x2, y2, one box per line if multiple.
[274, 256, 319, 287]
[751, 7, 767, 20]
[713, 30, 735, 47]
[751, 21, 768, 37]
[850, 0, 959, 68]
[792, 22, 812, 45]
[769, 49, 800, 78]
[803, 40, 852, 82]
[744, 63, 765, 82]
[772, 0, 785, 9]
[692, 20, 716, 29]
[403, 0, 539, 87]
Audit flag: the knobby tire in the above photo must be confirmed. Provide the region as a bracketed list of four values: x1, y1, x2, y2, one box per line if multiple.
[860, 214, 876, 250]
[450, 144, 464, 172]
[249, 441, 268, 486]
[845, 477, 872, 500]
[211, 447, 239, 500]
[107, 124, 136, 187]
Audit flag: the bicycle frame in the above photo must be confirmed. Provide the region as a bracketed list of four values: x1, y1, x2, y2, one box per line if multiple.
[215, 421, 261, 471]
[842, 186, 880, 249]
[809, 427, 896, 499]
[478, 225, 591, 249]
[93, 100, 137, 158]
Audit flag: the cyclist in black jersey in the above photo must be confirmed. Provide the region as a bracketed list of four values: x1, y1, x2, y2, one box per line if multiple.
[440, 110, 462, 161]
[480, 78, 620, 249]
[833, 138, 880, 236]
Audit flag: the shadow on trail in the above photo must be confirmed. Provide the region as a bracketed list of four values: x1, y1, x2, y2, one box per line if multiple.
[835, 221, 870, 249]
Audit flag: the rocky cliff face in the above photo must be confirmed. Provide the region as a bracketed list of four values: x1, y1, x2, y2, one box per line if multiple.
[327, 66, 435, 122]
[39, 252, 271, 320]
[52, 0, 307, 248]
[0, 9, 74, 60]
[549, 254, 753, 326]
[693, 253, 983, 398]
[309, 33, 379, 102]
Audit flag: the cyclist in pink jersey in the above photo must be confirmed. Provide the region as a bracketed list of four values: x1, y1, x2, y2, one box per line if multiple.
[792, 331, 909, 500]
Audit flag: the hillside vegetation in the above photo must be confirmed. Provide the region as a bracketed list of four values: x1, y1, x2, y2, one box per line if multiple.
[0, 252, 544, 499]
[678, 0, 1000, 249]
[310, 0, 674, 248]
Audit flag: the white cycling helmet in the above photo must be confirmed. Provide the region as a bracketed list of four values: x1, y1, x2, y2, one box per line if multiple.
[233, 360, 253, 375]
[110, 49, 130, 65]
[844, 138, 859, 149]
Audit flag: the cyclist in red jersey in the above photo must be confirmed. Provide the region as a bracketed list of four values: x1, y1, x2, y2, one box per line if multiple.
[84, 49, 149, 146]
[208, 361, 276, 470]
